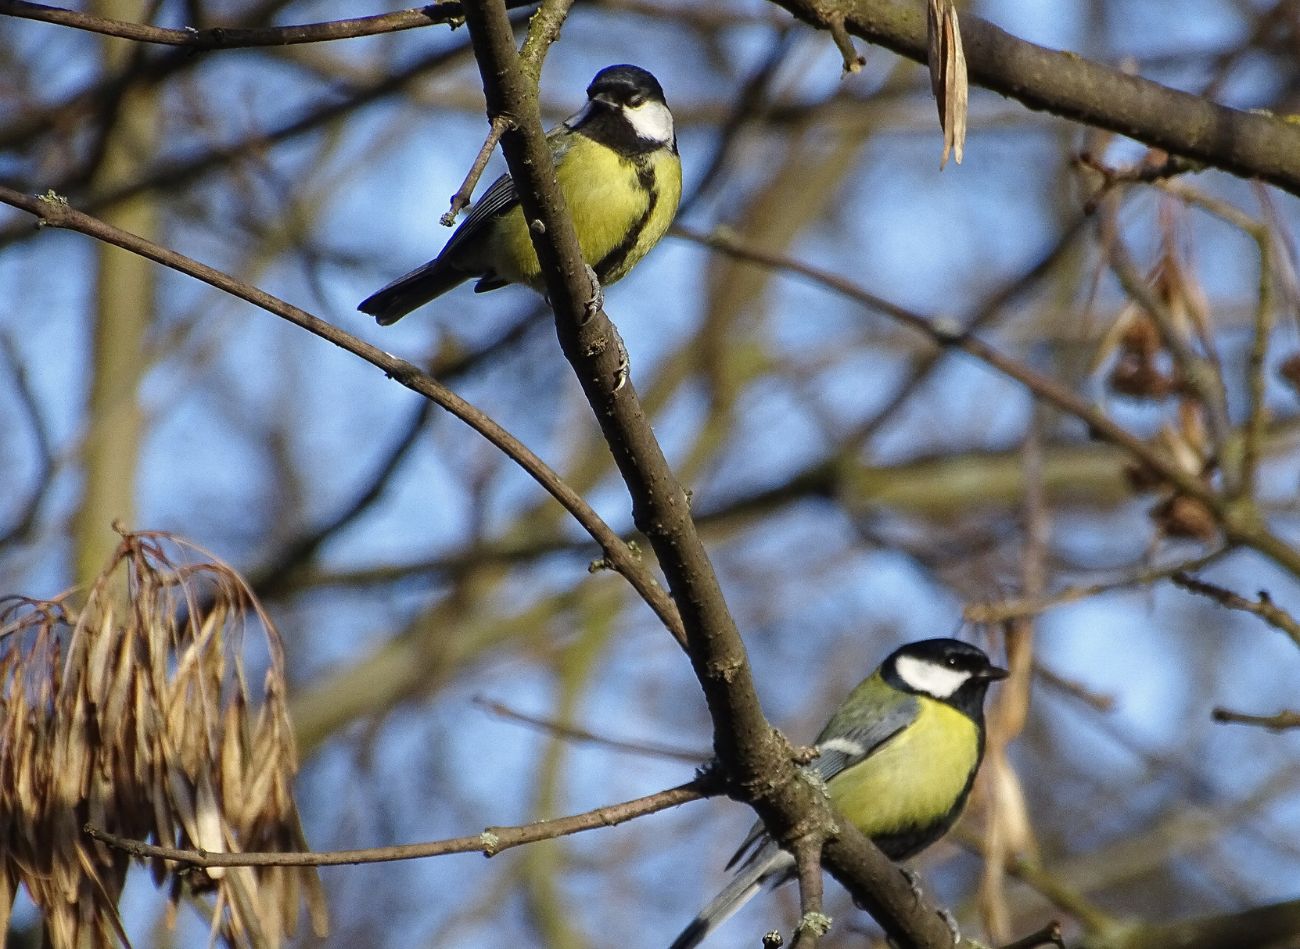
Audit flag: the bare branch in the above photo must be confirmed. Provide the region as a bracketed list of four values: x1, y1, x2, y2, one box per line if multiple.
[1212, 707, 1300, 730]
[86, 781, 711, 868]
[473, 695, 709, 762]
[0, 0, 487, 48]
[457, 3, 963, 945]
[443, 114, 513, 225]
[1172, 572, 1300, 648]
[675, 227, 1208, 507]
[518, 0, 576, 80]
[0, 333, 56, 547]
[676, 224, 1300, 580]
[790, 834, 829, 949]
[965, 548, 1228, 623]
[0, 185, 686, 646]
[770, 0, 1300, 196]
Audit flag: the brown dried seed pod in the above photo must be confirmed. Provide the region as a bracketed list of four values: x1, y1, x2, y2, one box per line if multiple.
[1151, 494, 1218, 541]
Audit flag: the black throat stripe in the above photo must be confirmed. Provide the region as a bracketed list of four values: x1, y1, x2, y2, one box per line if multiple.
[593, 161, 660, 281]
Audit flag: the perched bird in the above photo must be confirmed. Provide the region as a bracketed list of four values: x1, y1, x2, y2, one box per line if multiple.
[359, 64, 681, 325]
[669, 638, 1008, 949]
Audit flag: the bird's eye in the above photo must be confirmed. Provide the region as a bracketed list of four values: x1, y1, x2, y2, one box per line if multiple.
[627, 93, 647, 107]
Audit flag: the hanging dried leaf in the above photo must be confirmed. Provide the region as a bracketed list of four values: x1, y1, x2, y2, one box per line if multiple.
[1151, 494, 1218, 541]
[0, 529, 329, 948]
[1278, 352, 1300, 395]
[928, 0, 968, 167]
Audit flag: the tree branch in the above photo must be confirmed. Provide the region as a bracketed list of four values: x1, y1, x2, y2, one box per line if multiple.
[1211, 707, 1300, 730]
[678, 225, 1300, 581]
[1172, 572, 1300, 648]
[770, 0, 1300, 196]
[473, 695, 709, 762]
[790, 834, 830, 949]
[458, 2, 961, 945]
[0, 185, 685, 646]
[0, 0, 507, 48]
[85, 781, 709, 868]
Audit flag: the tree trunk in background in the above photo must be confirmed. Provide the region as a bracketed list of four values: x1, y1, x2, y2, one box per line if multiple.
[73, 0, 156, 586]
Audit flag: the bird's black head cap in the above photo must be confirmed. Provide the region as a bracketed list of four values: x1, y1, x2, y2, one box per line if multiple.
[587, 64, 666, 107]
[882, 638, 1008, 720]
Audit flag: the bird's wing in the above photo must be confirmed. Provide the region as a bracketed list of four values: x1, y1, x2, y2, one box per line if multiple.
[808, 697, 918, 784]
[441, 127, 574, 260]
[722, 696, 918, 871]
[439, 171, 519, 260]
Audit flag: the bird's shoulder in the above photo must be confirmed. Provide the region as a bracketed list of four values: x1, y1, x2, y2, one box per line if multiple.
[722, 689, 919, 871]
[810, 688, 920, 783]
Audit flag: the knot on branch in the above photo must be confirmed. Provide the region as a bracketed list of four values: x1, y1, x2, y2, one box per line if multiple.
[796, 911, 833, 939]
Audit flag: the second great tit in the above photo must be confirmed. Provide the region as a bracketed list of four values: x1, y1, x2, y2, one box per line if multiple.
[669, 638, 1008, 949]
[359, 64, 682, 325]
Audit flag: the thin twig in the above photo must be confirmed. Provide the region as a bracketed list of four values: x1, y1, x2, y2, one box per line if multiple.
[1212, 707, 1300, 730]
[442, 0, 574, 222]
[86, 781, 709, 868]
[0, 0, 481, 47]
[1172, 572, 1300, 648]
[1102, 226, 1234, 486]
[1077, 150, 1198, 207]
[1034, 661, 1116, 713]
[1156, 180, 1274, 500]
[0, 185, 686, 647]
[824, 11, 864, 73]
[676, 225, 1300, 580]
[473, 696, 708, 762]
[518, 0, 576, 80]
[964, 548, 1228, 623]
[790, 835, 829, 949]
[0, 334, 55, 546]
[443, 114, 512, 225]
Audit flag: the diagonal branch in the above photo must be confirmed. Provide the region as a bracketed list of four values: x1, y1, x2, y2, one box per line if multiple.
[457, 3, 960, 945]
[679, 225, 1300, 581]
[0, 184, 685, 646]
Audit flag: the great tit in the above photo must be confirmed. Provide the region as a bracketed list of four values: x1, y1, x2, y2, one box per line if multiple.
[359, 64, 681, 325]
[669, 638, 1008, 949]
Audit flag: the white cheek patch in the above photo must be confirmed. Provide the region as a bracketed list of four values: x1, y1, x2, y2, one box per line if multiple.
[817, 737, 866, 758]
[894, 654, 970, 698]
[625, 100, 674, 145]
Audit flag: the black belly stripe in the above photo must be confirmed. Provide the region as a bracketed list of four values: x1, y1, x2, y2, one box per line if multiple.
[593, 162, 659, 281]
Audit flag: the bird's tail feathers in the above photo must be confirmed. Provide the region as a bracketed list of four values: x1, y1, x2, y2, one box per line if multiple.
[667, 844, 792, 949]
[358, 258, 470, 325]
